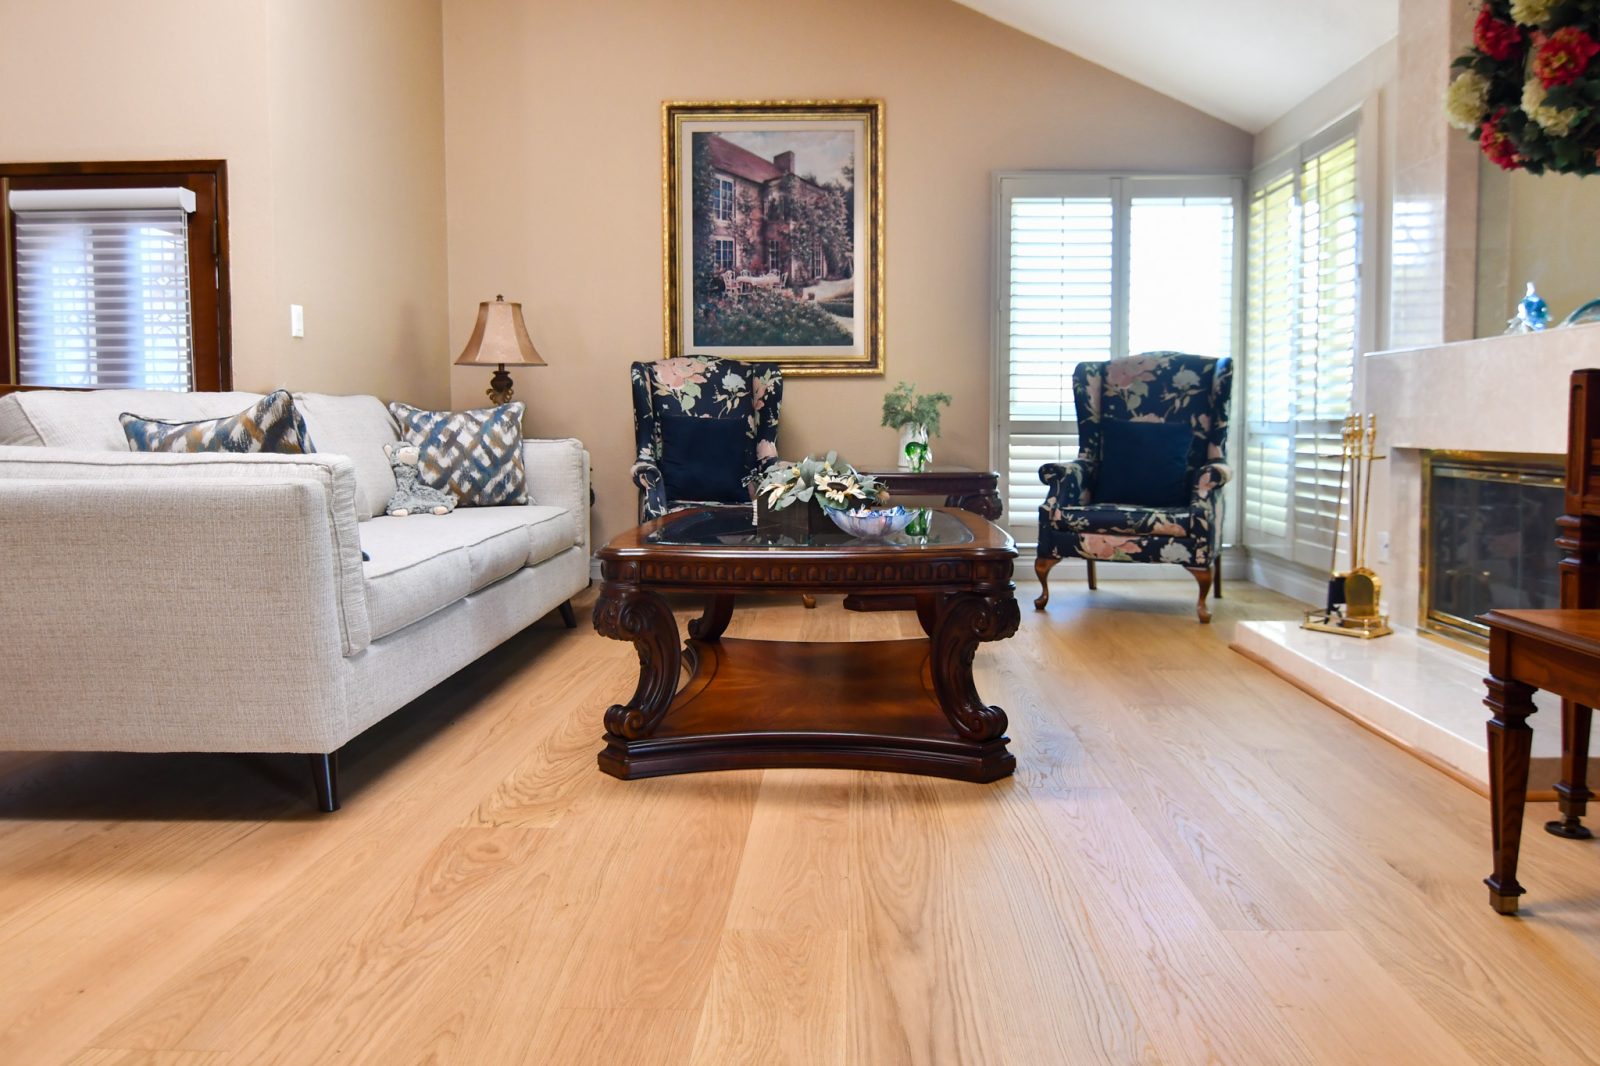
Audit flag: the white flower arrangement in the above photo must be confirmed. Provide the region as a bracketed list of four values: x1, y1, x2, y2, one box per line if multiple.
[1522, 77, 1581, 136]
[1510, 0, 1557, 26]
[756, 453, 888, 513]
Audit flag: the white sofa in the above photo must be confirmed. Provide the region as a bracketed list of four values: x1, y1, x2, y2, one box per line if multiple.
[0, 388, 591, 810]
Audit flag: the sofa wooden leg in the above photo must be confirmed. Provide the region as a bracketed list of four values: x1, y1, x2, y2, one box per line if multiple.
[1033, 556, 1060, 610]
[1186, 566, 1213, 624]
[558, 599, 578, 629]
[309, 752, 340, 813]
[1086, 559, 1098, 591]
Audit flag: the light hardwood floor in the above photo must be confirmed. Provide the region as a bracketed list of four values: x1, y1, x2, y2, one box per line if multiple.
[3, 579, 1600, 1065]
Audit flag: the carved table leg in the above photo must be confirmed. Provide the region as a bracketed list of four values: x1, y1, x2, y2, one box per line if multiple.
[931, 591, 1020, 742]
[1485, 675, 1538, 914]
[914, 592, 944, 637]
[1186, 565, 1213, 624]
[592, 585, 681, 741]
[1548, 700, 1595, 839]
[689, 594, 735, 642]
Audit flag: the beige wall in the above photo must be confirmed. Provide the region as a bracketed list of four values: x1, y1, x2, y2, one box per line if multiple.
[442, 0, 1253, 546]
[1477, 165, 1600, 336]
[0, 0, 450, 407]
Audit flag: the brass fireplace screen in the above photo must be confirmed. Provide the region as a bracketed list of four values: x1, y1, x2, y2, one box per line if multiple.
[1421, 451, 1562, 645]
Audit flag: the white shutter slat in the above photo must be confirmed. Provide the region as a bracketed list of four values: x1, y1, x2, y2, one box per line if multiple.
[11, 206, 194, 392]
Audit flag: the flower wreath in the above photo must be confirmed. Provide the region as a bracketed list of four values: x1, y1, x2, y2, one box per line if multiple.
[1447, 0, 1600, 174]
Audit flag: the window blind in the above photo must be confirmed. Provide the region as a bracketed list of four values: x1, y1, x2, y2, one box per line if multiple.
[994, 175, 1240, 543]
[11, 190, 195, 391]
[1242, 128, 1360, 569]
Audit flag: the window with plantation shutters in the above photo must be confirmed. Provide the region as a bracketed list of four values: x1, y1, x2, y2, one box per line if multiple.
[1242, 121, 1360, 569]
[993, 174, 1241, 545]
[1, 161, 231, 393]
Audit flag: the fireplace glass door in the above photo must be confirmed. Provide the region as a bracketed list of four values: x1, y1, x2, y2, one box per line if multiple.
[1423, 452, 1562, 644]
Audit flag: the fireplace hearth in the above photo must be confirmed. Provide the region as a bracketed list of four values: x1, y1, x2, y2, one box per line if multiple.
[1422, 451, 1563, 645]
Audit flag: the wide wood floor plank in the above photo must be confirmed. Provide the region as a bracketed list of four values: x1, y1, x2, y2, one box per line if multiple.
[0, 582, 1596, 1066]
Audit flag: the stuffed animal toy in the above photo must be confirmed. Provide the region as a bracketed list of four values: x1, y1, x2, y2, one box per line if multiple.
[383, 443, 458, 516]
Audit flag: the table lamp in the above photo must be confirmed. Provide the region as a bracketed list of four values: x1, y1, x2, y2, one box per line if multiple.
[454, 295, 544, 405]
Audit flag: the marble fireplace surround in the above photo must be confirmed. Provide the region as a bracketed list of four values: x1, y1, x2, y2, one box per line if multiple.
[1235, 323, 1600, 794]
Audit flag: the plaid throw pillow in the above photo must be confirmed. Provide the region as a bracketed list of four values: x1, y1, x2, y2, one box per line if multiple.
[121, 390, 316, 454]
[387, 400, 528, 507]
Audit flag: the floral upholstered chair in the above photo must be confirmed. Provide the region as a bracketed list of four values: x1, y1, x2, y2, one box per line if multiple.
[1034, 352, 1233, 623]
[630, 356, 783, 521]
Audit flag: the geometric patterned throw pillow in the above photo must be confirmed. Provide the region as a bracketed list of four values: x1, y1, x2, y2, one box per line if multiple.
[386, 400, 528, 507]
[120, 389, 317, 454]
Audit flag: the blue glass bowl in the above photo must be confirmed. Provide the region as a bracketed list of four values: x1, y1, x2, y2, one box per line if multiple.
[825, 505, 915, 539]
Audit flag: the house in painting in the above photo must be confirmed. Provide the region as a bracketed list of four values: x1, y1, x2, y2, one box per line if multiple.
[703, 132, 835, 284]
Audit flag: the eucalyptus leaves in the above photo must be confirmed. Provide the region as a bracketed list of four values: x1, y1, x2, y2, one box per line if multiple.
[756, 453, 889, 512]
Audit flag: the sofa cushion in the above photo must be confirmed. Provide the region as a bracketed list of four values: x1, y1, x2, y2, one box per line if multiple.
[294, 393, 400, 519]
[357, 505, 578, 640]
[121, 389, 317, 454]
[0, 389, 265, 449]
[388, 400, 529, 507]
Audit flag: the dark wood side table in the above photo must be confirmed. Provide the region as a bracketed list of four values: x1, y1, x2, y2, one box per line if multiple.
[592, 506, 1020, 782]
[863, 466, 1003, 521]
[1481, 608, 1600, 914]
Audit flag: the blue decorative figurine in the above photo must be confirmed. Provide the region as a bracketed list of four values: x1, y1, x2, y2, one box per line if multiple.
[1509, 282, 1550, 333]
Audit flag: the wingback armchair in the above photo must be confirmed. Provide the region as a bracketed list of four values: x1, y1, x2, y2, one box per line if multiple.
[629, 356, 783, 521]
[1034, 352, 1233, 623]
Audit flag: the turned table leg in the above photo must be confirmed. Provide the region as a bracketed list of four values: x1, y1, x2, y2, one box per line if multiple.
[1484, 674, 1538, 914]
[1548, 700, 1595, 839]
[689, 594, 735, 642]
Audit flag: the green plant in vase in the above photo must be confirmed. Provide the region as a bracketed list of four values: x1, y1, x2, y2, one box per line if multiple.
[881, 381, 951, 471]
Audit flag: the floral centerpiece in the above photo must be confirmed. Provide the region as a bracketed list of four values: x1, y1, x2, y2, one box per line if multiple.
[881, 382, 952, 471]
[755, 453, 914, 539]
[757, 452, 888, 512]
[1447, 1, 1600, 174]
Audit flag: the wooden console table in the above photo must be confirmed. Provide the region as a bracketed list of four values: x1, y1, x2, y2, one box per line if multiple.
[1481, 608, 1600, 914]
[862, 466, 1003, 521]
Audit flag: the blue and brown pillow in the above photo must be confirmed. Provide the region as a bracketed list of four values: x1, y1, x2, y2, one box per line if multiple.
[121, 390, 316, 454]
[387, 400, 528, 507]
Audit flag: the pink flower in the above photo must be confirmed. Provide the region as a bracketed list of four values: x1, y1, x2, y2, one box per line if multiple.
[1153, 521, 1186, 536]
[654, 357, 709, 391]
[1079, 534, 1140, 560]
[1106, 356, 1157, 392]
[756, 439, 778, 460]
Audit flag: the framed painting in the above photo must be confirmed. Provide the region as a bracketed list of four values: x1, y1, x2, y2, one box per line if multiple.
[663, 99, 884, 376]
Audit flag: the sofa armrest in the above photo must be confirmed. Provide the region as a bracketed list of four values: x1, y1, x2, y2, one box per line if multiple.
[1039, 459, 1094, 507]
[0, 446, 370, 655]
[522, 438, 591, 555]
[0, 477, 356, 752]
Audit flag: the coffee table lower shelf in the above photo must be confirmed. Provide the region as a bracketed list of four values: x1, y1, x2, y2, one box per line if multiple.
[597, 636, 1015, 782]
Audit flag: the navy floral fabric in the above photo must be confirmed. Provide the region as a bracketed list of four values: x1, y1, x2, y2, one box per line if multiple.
[1038, 353, 1233, 568]
[630, 357, 783, 521]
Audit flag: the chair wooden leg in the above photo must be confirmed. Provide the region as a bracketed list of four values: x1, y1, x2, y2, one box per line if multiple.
[802, 595, 817, 609]
[1033, 556, 1060, 610]
[1212, 551, 1223, 600]
[1186, 566, 1213, 624]
[1086, 559, 1098, 591]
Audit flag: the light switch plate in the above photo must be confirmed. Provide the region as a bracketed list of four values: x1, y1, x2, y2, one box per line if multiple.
[290, 304, 305, 338]
[1378, 530, 1390, 564]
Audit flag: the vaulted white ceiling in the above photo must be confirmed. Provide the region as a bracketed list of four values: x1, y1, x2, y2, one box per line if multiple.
[954, 0, 1399, 132]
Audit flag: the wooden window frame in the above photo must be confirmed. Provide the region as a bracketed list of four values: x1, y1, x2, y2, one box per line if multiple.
[0, 159, 231, 394]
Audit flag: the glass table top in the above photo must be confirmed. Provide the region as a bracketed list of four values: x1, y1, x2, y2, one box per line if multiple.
[644, 506, 977, 549]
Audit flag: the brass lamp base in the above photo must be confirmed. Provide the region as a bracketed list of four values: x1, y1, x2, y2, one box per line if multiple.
[486, 365, 514, 406]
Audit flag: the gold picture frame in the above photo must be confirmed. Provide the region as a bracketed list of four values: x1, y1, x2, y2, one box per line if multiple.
[662, 99, 885, 376]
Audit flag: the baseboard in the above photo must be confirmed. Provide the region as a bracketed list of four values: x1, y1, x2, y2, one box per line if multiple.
[1243, 550, 1323, 605]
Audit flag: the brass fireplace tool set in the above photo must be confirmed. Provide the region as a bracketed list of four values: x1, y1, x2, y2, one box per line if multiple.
[1303, 413, 1393, 638]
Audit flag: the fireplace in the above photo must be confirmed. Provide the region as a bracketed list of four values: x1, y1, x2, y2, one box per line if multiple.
[1421, 451, 1563, 645]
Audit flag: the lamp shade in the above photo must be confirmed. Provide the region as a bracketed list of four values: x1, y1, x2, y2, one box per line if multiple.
[454, 295, 545, 367]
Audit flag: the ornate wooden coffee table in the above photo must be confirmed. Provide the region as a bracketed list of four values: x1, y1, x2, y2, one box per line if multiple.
[592, 507, 1020, 782]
